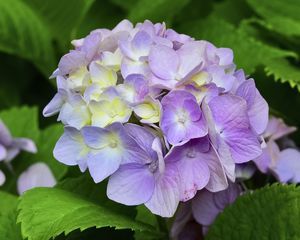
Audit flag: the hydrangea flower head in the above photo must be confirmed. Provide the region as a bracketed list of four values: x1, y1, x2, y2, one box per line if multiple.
[44, 19, 269, 217]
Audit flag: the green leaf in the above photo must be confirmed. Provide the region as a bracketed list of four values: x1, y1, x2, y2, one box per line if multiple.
[0, 106, 39, 142]
[247, 0, 300, 37]
[17, 187, 161, 240]
[212, 0, 253, 25]
[110, 0, 138, 11]
[57, 174, 137, 218]
[128, 0, 190, 24]
[178, 17, 297, 74]
[0, 191, 22, 240]
[206, 184, 300, 240]
[76, 0, 125, 38]
[134, 206, 162, 240]
[0, 0, 55, 76]
[264, 58, 300, 91]
[23, 0, 95, 48]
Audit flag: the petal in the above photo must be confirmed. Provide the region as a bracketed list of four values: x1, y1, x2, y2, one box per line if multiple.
[17, 162, 56, 195]
[145, 163, 180, 217]
[149, 45, 179, 80]
[132, 31, 152, 57]
[0, 170, 5, 186]
[0, 120, 12, 146]
[87, 147, 122, 183]
[53, 127, 89, 167]
[177, 41, 206, 78]
[192, 190, 219, 226]
[58, 50, 87, 75]
[264, 117, 297, 141]
[81, 32, 102, 61]
[253, 140, 279, 173]
[205, 146, 229, 192]
[225, 129, 262, 163]
[107, 163, 155, 205]
[81, 126, 111, 149]
[273, 148, 300, 183]
[0, 144, 7, 161]
[12, 138, 37, 153]
[170, 202, 193, 238]
[216, 48, 233, 66]
[89, 62, 117, 88]
[165, 138, 210, 201]
[236, 79, 269, 135]
[124, 123, 155, 158]
[209, 95, 248, 130]
[58, 95, 90, 129]
[43, 91, 66, 117]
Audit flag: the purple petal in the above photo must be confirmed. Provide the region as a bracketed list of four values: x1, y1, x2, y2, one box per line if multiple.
[192, 190, 219, 226]
[253, 140, 279, 173]
[264, 117, 297, 141]
[216, 48, 233, 66]
[124, 123, 156, 160]
[58, 50, 88, 75]
[58, 94, 90, 129]
[177, 41, 206, 78]
[0, 170, 5, 186]
[145, 162, 180, 217]
[166, 138, 210, 201]
[81, 126, 111, 149]
[192, 183, 241, 226]
[17, 162, 56, 195]
[205, 145, 229, 192]
[273, 148, 300, 183]
[87, 148, 123, 183]
[81, 32, 102, 62]
[0, 120, 12, 146]
[236, 79, 269, 135]
[149, 44, 179, 80]
[53, 127, 89, 169]
[43, 90, 66, 117]
[132, 31, 152, 56]
[107, 163, 155, 205]
[161, 90, 207, 145]
[225, 128, 262, 163]
[170, 202, 193, 239]
[0, 144, 7, 161]
[12, 138, 37, 153]
[209, 95, 261, 163]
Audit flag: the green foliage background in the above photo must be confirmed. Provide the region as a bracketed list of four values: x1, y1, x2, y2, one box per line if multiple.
[0, 0, 300, 239]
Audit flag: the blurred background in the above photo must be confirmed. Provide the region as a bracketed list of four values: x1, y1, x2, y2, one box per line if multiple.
[1, 0, 300, 239]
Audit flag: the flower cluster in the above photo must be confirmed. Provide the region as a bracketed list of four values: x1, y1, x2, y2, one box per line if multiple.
[45, 20, 269, 217]
[0, 120, 56, 193]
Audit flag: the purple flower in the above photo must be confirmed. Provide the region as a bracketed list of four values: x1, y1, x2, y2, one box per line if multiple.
[192, 182, 241, 232]
[236, 79, 269, 135]
[116, 74, 149, 105]
[54, 123, 149, 183]
[17, 162, 57, 195]
[165, 137, 230, 202]
[273, 149, 300, 183]
[203, 95, 261, 181]
[107, 124, 180, 217]
[171, 182, 241, 238]
[160, 90, 207, 145]
[148, 41, 206, 89]
[0, 120, 37, 162]
[253, 116, 300, 183]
